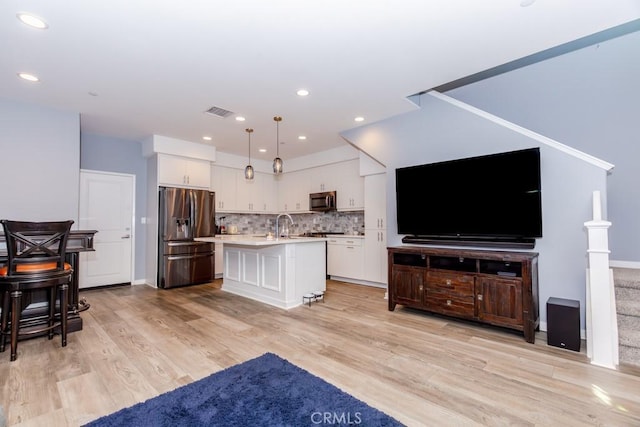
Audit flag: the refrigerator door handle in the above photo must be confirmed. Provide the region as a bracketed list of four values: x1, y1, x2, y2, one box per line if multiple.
[167, 253, 213, 261]
[189, 189, 196, 238]
[167, 240, 209, 245]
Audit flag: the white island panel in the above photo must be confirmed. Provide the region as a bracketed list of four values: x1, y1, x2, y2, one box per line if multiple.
[225, 247, 241, 282]
[261, 251, 283, 292]
[242, 250, 260, 287]
[195, 236, 326, 309]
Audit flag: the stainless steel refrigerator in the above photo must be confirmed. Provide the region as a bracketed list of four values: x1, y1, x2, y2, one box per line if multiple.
[158, 186, 216, 289]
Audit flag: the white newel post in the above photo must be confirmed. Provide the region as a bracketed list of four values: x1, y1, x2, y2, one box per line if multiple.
[584, 190, 618, 369]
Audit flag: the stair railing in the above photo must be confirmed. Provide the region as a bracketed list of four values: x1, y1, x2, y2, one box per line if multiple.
[584, 190, 618, 369]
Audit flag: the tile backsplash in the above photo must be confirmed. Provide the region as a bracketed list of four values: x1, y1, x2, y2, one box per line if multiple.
[216, 211, 365, 236]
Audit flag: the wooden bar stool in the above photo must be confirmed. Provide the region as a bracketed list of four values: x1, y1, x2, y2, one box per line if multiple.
[0, 220, 74, 361]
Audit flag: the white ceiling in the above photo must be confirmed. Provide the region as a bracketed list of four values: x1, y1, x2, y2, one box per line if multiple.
[2, 1, 639, 162]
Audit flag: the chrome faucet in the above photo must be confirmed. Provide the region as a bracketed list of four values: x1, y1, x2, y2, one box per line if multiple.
[275, 213, 294, 238]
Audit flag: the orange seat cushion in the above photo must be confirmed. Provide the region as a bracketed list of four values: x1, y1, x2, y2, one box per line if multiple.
[0, 262, 71, 277]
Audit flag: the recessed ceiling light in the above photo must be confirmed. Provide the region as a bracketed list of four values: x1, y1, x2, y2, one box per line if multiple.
[18, 72, 39, 82]
[354, 116, 364, 122]
[298, 135, 307, 140]
[259, 148, 267, 153]
[17, 13, 48, 29]
[202, 136, 212, 141]
[296, 89, 309, 97]
[235, 116, 246, 122]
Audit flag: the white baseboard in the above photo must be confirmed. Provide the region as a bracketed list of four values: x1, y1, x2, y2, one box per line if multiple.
[328, 276, 387, 289]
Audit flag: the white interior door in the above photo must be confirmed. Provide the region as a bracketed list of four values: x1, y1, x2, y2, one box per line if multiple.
[79, 170, 134, 288]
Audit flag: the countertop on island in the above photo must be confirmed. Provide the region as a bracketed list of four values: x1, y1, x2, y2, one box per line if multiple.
[194, 235, 327, 246]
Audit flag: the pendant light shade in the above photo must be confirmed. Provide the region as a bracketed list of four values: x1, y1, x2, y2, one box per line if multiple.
[273, 116, 283, 174]
[244, 128, 254, 180]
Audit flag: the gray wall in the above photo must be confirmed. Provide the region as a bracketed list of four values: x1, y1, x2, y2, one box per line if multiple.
[446, 29, 640, 265]
[0, 98, 80, 223]
[342, 93, 609, 332]
[80, 133, 148, 282]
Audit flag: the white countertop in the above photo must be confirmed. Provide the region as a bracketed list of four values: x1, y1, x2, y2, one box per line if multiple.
[194, 235, 327, 246]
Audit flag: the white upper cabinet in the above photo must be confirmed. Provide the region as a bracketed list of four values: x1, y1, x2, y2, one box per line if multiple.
[306, 160, 363, 211]
[157, 153, 211, 189]
[236, 170, 278, 213]
[334, 160, 364, 211]
[210, 165, 237, 212]
[212, 166, 278, 214]
[308, 165, 335, 193]
[278, 170, 309, 213]
[210, 158, 363, 214]
[260, 172, 278, 213]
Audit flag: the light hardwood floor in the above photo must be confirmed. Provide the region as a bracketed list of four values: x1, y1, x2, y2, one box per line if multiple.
[1, 280, 639, 426]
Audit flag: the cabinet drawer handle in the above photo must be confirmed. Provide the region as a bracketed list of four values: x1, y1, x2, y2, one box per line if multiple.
[477, 294, 483, 301]
[446, 279, 452, 285]
[446, 300, 452, 306]
[419, 285, 423, 291]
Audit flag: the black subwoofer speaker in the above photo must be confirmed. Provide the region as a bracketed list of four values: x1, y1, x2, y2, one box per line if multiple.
[546, 297, 580, 352]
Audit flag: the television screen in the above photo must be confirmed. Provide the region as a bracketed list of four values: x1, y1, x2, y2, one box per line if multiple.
[395, 147, 542, 247]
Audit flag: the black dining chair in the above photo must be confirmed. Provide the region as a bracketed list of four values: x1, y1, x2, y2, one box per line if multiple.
[0, 219, 74, 361]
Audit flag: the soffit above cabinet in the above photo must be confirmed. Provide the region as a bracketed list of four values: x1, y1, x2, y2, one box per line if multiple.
[142, 135, 216, 162]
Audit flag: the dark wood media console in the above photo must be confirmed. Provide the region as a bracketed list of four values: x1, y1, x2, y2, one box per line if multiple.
[388, 246, 539, 343]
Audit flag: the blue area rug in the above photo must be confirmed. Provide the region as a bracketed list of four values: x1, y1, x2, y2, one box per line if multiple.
[85, 352, 403, 426]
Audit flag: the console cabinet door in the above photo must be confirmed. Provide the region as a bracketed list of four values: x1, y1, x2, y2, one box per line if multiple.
[476, 276, 523, 328]
[390, 265, 424, 307]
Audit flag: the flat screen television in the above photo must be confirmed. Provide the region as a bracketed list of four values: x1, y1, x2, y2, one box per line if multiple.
[395, 147, 542, 249]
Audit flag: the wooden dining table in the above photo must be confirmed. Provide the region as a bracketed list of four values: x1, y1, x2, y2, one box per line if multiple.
[0, 229, 98, 333]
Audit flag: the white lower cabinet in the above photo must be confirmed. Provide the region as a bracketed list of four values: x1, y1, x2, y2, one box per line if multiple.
[327, 236, 364, 279]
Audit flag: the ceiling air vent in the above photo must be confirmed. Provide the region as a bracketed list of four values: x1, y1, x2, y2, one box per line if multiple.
[205, 106, 234, 118]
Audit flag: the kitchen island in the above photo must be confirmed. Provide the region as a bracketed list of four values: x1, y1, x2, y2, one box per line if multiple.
[194, 235, 327, 309]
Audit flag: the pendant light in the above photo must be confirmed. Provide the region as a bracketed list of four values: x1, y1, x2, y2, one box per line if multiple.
[244, 128, 254, 180]
[273, 116, 283, 174]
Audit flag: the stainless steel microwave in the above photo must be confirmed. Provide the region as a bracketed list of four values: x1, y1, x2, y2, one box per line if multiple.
[309, 191, 336, 212]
